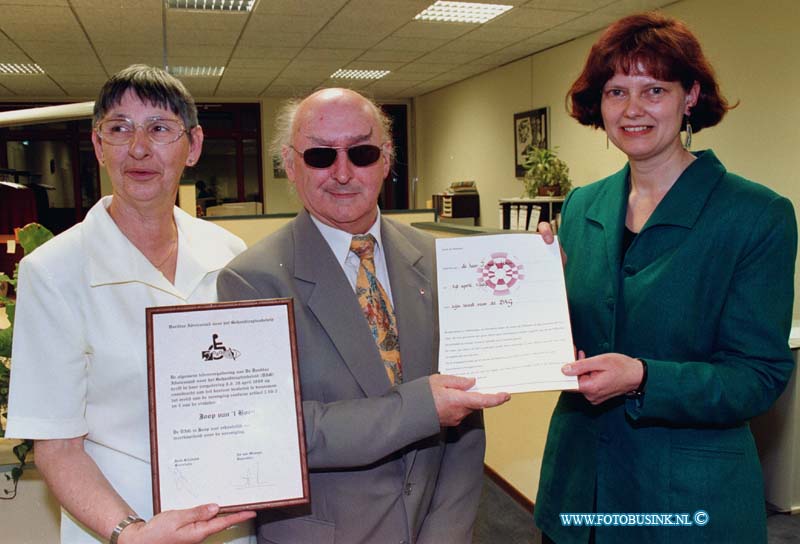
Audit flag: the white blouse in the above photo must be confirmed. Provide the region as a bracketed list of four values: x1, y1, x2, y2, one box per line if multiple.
[6, 196, 253, 543]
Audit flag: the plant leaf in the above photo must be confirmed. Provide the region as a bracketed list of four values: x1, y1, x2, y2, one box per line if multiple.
[0, 328, 11, 358]
[17, 224, 54, 255]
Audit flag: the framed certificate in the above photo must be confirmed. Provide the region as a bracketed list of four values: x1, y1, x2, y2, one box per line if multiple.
[146, 299, 308, 514]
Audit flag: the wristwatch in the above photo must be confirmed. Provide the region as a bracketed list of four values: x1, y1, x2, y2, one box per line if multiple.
[625, 358, 648, 399]
[109, 514, 145, 544]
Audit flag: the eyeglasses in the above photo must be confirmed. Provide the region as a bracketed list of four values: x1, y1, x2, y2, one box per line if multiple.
[95, 117, 188, 146]
[290, 144, 383, 169]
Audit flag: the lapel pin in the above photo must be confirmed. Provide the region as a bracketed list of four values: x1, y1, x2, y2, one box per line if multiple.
[419, 288, 425, 296]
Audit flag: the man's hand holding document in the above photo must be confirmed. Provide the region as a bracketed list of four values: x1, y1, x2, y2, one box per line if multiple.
[436, 233, 577, 394]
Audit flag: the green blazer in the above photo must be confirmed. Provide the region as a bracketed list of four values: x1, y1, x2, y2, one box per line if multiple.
[534, 150, 797, 544]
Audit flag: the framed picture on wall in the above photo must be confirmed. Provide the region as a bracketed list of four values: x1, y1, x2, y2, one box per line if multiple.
[514, 107, 549, 177]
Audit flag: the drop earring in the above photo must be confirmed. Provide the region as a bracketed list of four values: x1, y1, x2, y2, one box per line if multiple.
[682, 116, 692, 150]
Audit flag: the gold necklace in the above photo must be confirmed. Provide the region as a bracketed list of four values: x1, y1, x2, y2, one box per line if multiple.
[152, 238, 177, 270]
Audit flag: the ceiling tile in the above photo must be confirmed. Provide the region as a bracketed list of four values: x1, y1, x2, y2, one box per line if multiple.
[232, 45, 300, 61]
[253, 0, 348, 17]
[0, 5, 85, 42]
[557, 11, 620, 33]
[0, 34, 31, 61]
[357, 49, 421, 63]
[166, 9, 250, 32]
[295, 48, 362, 62]
[491, 7, 583, 29]
[343, 60, 405, 71]
[520, 0, 611, 11]
[177, 78, 219, 97]
[223, 67, 283, 81]
[439, 38, 515, 54]
[101, 55, 165, 74]
[371, 35, 448, 53]
[215, 77, 272, 96]
[246, 12, 327, 37]
[466, 24, 542, 43]
[382, 73, 433, 83]
[168, 46, 232, 65]
[227, 57, 291, 71]
[415, 49, 485, 64]
[0, 1, 68, 5]
[396, 62, 457, 75]
[238, 28, 311, 48]
[94, 41, 163, 63]
[282, 59, 343, 77]
[0, 75, 65, 96]
[261, 83, 316, 97]
[601, 0, 676, 16]
[306, 33, 377, 50]
[0, 0, 679, 100]
[395, 21, 477, 40]
[40, 61, 106, 77]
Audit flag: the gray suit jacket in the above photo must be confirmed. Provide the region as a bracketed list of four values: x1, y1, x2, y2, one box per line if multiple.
[217, 209, 485, 544]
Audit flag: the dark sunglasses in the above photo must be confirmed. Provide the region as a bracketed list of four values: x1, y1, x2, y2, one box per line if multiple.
[290, 144, 383, 169]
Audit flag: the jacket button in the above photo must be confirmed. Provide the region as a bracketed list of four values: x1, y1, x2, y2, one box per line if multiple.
[606, 297, 614, 308]
[623, 265, 636, 275]
[404, 483, 412, 495]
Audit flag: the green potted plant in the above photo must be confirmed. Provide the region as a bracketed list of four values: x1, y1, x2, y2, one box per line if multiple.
[0, 223, 53, 499]
[522, 146, 572, 197]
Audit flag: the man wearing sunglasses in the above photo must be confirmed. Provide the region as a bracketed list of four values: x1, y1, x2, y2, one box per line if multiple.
[218, 88, 509, 544]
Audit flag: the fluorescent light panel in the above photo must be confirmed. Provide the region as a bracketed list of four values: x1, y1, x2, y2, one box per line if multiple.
[331, 69, 390, 80]
[0, 63, 45, 75]
[167, 0, 255, 12]
[169, 65, 225, 77]
[414, 1, 512, 24]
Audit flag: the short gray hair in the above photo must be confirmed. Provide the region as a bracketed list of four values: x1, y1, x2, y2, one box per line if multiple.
[271, 89, 394, 172]
[93, 64, 199, 143]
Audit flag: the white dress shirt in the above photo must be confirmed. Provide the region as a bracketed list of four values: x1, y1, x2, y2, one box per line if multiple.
[6, 196, 253, 543]
[310, 209, 395, 306]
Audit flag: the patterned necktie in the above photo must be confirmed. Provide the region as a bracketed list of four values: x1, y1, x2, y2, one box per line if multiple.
[350, 234, 403, 384]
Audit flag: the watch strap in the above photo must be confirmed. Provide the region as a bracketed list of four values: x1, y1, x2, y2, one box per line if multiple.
[109, 514, 144, 544]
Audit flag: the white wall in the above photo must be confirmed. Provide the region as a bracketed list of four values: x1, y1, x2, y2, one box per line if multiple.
[415, 0, 800, 501]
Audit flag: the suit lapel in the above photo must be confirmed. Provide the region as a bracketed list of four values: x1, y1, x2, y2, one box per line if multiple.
[381, 218, 434, 383]
[585, 165, 629, 283]
[640, 150, 725, 232]
[380, 217, 435, 483]
[292, 210, 391, 397]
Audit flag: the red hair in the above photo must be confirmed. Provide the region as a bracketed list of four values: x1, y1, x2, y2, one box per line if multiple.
[567, 12, 733, 132]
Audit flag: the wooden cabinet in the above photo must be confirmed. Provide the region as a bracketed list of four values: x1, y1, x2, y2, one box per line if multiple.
[498, 197, 564, 231]
[432, 193, 480, 224]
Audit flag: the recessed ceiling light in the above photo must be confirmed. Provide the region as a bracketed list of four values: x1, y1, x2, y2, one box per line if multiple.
[168, 66, 225, 77]
[0, 63, 45, 75]
[167, 0, 255, 12]
[414, 1, 512, 24]
[331, 69, 390, 80]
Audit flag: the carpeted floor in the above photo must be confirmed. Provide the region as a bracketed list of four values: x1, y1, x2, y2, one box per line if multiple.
[473, 476, 800, 543]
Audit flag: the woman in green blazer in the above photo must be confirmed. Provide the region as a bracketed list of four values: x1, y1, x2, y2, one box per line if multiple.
[534, 13, 797, 544]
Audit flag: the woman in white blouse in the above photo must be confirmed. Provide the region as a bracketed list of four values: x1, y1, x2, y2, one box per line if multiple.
[6, 65, 254, 544]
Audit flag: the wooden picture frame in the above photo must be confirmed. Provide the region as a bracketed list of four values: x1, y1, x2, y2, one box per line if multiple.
[514, 107, 549, 177]
[146, 298, 308, 514]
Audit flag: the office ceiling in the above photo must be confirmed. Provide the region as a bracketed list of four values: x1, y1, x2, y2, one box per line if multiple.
[0, 0, 675, 100]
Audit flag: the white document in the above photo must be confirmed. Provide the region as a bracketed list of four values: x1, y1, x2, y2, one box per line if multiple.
[436, 234, 577, 394]
[510, 204, 520, 230]
[147, 300, 308, 513]
[519, 206, 529, 232]
[527, 205, 542, 232]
